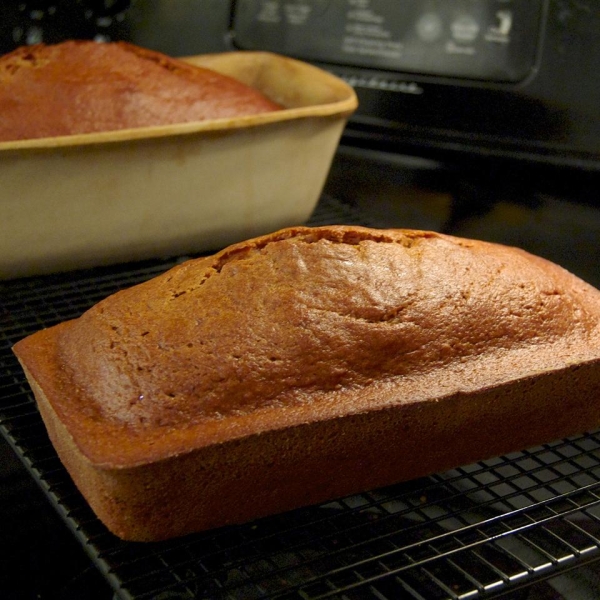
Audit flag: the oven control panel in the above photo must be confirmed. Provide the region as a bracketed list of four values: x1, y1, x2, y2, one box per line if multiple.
[232, 0, 545, 83]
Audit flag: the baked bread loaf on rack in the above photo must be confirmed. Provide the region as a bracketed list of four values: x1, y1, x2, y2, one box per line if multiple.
[0, 40, 282, 142]
[13, 225, 600, 541]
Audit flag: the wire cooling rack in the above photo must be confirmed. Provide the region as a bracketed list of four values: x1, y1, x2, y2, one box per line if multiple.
[2, 195, 600, 600]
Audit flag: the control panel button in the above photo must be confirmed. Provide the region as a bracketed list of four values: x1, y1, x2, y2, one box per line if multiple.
[485, 10, 513, 42]
[416, 12, 444, 43]
[451, 15, 480, 43]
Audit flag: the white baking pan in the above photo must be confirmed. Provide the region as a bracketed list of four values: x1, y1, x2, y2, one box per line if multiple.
[0, 51, 358, 279]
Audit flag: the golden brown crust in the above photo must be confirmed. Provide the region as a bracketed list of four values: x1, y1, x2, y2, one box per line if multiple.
[0, 40, 282, 141]
[12, 225, 600, 540]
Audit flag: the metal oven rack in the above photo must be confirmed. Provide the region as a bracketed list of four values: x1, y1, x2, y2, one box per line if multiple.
[2, 195, 600, 600]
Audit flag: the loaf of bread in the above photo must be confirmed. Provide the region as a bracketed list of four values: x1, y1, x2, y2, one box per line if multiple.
[0, 40, 282, 142]
[13, 226, 600, 541]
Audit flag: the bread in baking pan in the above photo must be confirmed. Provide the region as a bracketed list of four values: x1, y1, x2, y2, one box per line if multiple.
[0, 40, 282, 142]
[13, 225, 600, 541]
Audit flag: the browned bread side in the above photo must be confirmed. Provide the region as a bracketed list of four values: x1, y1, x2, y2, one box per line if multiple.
[13, 226, 600, 540]
[0, 40, 282, 142]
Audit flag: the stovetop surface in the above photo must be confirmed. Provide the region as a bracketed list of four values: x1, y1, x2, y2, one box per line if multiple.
[2, 152, 600, 600]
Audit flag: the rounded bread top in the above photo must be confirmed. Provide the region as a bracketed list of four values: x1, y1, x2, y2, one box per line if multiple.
[0, 40, 281, 141]
[54, 226, 600, 432]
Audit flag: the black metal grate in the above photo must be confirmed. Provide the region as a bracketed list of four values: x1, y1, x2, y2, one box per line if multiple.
[2, 195, 600, 600]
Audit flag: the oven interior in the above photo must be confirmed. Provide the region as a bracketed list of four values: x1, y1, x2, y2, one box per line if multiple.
[2, 2, 600, 599]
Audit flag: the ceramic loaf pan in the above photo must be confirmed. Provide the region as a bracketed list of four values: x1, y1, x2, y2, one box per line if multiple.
[0, 51, 357, 279]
